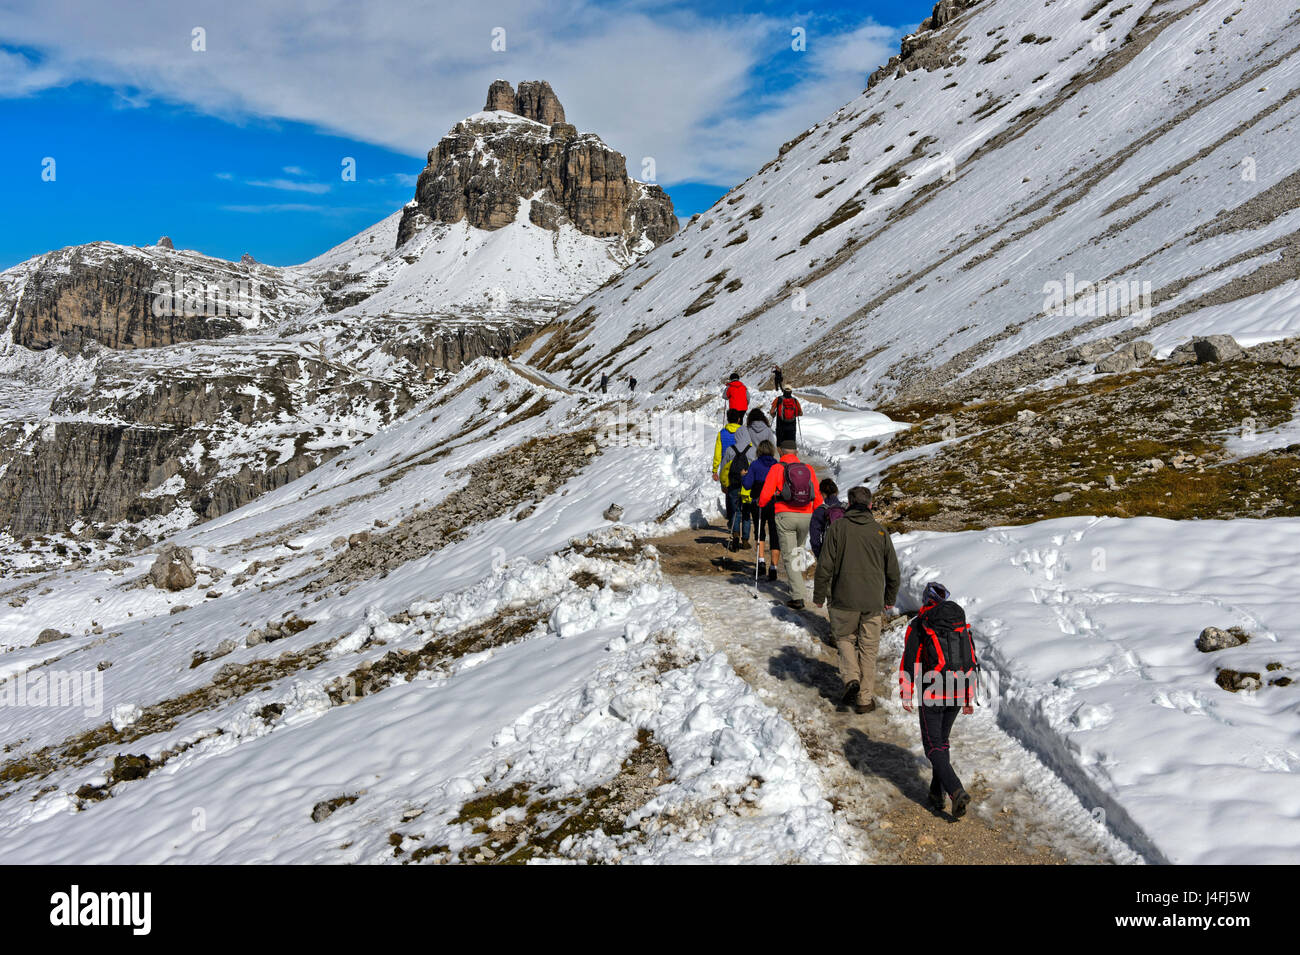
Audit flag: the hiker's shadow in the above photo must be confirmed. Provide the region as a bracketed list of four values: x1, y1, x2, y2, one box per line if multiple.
[843, 728, 951, 818]
[768, 645, 843, 706]
[768, 603, 835, 648]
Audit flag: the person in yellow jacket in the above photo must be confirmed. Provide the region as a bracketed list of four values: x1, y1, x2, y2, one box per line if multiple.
[712, 410, 744, 537]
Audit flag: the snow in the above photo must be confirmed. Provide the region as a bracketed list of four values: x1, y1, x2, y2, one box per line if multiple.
[894, 516, 1300, 864]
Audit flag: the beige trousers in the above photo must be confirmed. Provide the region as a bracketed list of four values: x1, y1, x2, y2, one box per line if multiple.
[828, 608, 884, 701]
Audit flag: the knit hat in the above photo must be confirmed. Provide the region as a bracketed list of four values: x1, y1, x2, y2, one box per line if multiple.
[778, 438, 797, 452]
[923, 581, 950, 605]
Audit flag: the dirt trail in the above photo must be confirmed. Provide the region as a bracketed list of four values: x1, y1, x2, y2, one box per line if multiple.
[653, 523, 1134, 865]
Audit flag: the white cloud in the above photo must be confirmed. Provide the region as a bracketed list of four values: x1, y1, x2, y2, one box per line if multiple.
[245, 177, 331, 193]
[0, 0, 908, 187]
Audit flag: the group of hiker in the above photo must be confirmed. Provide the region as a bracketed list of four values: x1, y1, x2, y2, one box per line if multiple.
[599, 372, 636, 394]
[709, 368, 976, 819]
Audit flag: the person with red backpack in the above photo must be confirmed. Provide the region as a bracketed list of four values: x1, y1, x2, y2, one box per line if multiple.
[770, 387, 802, 444]
[809, 479, 844, 559]
[757, 439, 823, 609]
[724, 373, 748, 421]
[813, 486, 899, 713]
[900, 581, 976, 818]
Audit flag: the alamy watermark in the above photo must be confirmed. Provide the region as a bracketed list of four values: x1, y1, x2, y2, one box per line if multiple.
[0, 668, 104, 717]
[595, 403, 716, 450]
[1042, 272, 1152, 323]
[151, 273, 262, 322]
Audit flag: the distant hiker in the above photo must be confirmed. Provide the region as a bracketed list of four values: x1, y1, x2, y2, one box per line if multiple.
[743, 439, 781, 580]
[813, 486, 899, 714]
[900, 582, 976, 818]
[770, 387, 803, 444]
[809, 479, 844, 559]
[773, 365, 784, 392]
[724, 373, 749, 420]
[628, 375, 637, 392]
[757, 439, 823, 609]
[600, 372, 608, 394]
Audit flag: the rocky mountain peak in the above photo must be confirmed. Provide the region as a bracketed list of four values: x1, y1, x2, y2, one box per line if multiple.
[484, 79, 567, 125]
[396, 81, 676, 250]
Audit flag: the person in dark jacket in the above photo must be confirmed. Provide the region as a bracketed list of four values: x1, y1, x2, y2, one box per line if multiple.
[770, 387, 802, 444]
[742, 440, 780, 580]
[600, 372, 608, 394]
[900, 581, 974, 818]
[773, 365, 784, 393]
[813, 486, 899, 713]
[809, 479, 843, 559]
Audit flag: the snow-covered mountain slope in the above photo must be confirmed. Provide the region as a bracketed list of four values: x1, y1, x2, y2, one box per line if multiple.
[525, 0, 1300, 401]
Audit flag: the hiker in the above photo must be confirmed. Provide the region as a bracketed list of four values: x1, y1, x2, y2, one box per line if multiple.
[809, 479, 844, 559]
[628, 375, 637, 392]
[600, 372, 608, 394]
[757, 439, 823, 609]
[743, 439, 781, 580]
[812, 486, 899, 714]
[724, 447, 752, 551]
[770, 387, 803, 445]
[773, 364, 784, 393]
[724, 373, 748, 420]
[713, 410, 745, 532]
[718, 408, 775, 487]
[900, 582, 976, 818]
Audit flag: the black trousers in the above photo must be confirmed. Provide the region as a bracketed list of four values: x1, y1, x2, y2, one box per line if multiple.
[919, 704, 964, 797]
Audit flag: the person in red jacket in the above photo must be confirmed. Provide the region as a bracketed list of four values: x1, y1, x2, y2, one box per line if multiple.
[723, 373, 748, 420]
[770, 387, 802, 444]
[756, 440, 823, 609]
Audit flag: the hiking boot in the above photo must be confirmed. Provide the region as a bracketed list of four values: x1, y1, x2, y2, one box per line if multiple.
[854, 699, 876, 715]
[757, 560, 766, 576]
[740, 537, 751, 548]
[839, 681, 860, 709]
[951, 789, 971, 819]
[926, 788, 945, 813]
[767, 567, 778, 581]
[786, 598, 805, 611]
[729, 536, 741, 553]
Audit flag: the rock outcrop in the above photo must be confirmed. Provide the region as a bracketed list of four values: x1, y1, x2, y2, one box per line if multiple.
[396, 81, 676, 250]
[3, 243, 307, 352]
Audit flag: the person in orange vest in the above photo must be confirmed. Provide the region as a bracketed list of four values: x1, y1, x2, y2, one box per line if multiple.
[723, 373, 748, 421]
[756, 439, 823, 610]
[770, 387, 802, 444]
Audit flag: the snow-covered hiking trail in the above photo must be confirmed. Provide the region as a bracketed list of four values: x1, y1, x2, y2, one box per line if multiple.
[653, 524, 1141, 865]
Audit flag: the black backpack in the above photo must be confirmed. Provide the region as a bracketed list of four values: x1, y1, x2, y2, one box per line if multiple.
[916, 600, 978, 679]
[728, 442, 751, 487]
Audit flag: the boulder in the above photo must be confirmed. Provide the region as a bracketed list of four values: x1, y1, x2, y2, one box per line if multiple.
[147, 545, 197, 591]
[1196, 626, 1250, 652]
[603, 503, 624, 522]
[34, 628, 71, 646]
[1095, 351, 1137, 374]
[1192, 335, 1243, 364]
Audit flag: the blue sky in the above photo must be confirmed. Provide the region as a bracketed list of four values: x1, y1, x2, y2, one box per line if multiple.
[0, 1, 933, 269]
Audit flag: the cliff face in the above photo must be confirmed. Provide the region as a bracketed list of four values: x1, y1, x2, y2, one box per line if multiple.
[396, 80, 677, 250]
[5, 243, 311, 353]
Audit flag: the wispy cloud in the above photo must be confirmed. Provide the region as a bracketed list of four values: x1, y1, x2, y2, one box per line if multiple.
[245, 177, 331, 193]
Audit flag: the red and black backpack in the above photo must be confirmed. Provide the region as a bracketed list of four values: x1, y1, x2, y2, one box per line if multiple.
[915, 600, 978, 681]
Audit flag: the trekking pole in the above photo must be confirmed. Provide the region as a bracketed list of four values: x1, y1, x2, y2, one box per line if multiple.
[753, 536, 760, 599]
